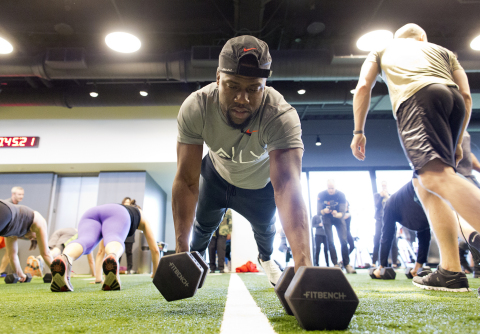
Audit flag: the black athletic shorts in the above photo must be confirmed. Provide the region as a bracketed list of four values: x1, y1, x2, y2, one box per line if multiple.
[396, 83, 465, 171]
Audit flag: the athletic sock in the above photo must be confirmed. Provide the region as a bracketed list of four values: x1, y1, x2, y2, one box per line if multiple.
[468, 232, 480, 252]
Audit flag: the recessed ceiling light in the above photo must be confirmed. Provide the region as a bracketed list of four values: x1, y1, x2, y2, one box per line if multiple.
[0, 37, 13, 54]
[297, 89, 306, 95]
[357, 30, 393, 52]
[471, 35, 480, 51]
[90, 91, 99, 97]
[105, 32, 141, 53]
[139, 90, 148, 97]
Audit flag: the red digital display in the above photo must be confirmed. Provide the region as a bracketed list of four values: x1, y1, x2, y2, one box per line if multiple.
[0, 137, 40, 148]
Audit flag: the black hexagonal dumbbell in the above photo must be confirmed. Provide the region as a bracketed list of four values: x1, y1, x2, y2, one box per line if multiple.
[5, 273, 19, 284]
[406, 266, 432, 279]
[153, 252, 204, 301]
[5, 273, 32, 284]
[43, 273, 53, 283]
[274, 266, 295, 315]
[283, 267, 359, 331]
[190, 251, 208, 289]
[369, 267, 396, 280]
[21, 273, 32, 283]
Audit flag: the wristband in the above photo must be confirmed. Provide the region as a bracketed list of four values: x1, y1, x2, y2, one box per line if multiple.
[353, 130, 364, 135]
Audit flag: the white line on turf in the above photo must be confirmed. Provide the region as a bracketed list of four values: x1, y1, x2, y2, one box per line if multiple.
[220, 273, 277, 334]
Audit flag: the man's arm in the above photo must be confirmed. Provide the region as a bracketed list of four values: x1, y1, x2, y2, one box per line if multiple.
[172, 142, 203, 252]
[471, 153, 480, 173]
[350, 60, 379, 161]
[5, 236, 25, 280]
[270, 148, 312, 271]
[87, 253, 95, 277]
[452, 69, 472, 165]
[415, 228, 431, 272]
[31, 211, 53, 268]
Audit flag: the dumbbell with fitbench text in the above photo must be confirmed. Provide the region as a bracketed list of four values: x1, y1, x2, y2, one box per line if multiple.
[275, 267, 359, 330]
[152, 251, 208, 301]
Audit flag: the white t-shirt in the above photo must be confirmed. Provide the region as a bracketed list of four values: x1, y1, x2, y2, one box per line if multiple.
[177, 82, 304, 189]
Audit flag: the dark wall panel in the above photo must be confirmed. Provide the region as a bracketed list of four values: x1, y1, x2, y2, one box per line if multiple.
[97, 172, 146, 207]
[144, 172, 167, 243]
[0, 173, 55, 218]
[0, 173, 55, 274]
[302, 119, 410, 169]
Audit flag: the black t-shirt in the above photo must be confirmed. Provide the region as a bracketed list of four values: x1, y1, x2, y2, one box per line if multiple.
[120, 205, 141, 237]
[317, 190, 346, 216]
[379, 181, 431, 266]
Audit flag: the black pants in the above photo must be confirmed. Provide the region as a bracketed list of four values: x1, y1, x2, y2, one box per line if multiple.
[373, 219, 398, 265]
[345, 217, 355, 255]
[190, 155, 277, 261]
[208, 234, 227, 271]
[323, 216, 349, 265]
[372, 218, 382, 264]
[314, 234, 329, 266]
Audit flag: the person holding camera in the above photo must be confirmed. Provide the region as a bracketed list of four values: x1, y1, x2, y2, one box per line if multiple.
[317, 179, 356, 273]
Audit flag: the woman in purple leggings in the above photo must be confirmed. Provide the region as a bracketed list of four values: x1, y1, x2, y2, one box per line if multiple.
[50, 203, 160, 292]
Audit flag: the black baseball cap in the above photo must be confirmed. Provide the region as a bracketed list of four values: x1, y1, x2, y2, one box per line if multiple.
[218, 35, 272, 78]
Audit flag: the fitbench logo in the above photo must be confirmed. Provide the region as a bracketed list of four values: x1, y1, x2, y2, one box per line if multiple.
[303, 291, 347, 299]
[169, 262, 189, 287]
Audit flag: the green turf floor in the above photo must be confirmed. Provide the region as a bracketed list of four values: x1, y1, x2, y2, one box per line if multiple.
[1, 270, 480, 333]
[0, 274, 230, 333]
[240, 270, 480, 334]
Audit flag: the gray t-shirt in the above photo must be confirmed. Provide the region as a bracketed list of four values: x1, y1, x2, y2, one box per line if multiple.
[48, 227, 78, 249]
[457, 131, 472, 177]
[0, 199, 34, 238]
[367, 39, 462, 116]
[177, 82, 304, 189]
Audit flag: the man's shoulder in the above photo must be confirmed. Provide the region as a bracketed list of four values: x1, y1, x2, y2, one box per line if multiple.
[2, 198, 13, 203]
[260, 87, 296, 119]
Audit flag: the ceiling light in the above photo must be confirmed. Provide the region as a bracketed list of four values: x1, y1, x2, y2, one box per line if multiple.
[105, 32, 141, 53]
[90, 91, 98, 97]
[356, 30, 393, 52]
[297, 89, 306, 95]
[139, 90, 148, 97]
[0, 37, 13, 54]
[471, 35, 480, 51]
[316, 135, 322, 146]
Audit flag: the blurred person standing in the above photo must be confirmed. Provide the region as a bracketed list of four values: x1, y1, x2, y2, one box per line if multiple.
[208, 209, 232, 273]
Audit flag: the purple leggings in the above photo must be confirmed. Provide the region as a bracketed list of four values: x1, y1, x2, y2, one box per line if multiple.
[70, 204, 131, 255]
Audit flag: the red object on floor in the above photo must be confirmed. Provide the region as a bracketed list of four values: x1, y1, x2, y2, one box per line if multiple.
[235, 261, 259, 273]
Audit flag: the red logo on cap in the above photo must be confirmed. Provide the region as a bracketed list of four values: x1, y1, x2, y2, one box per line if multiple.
[243, 48, 257, 52]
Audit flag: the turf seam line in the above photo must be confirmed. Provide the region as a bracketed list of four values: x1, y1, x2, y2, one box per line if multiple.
[220, 274, 277, 334]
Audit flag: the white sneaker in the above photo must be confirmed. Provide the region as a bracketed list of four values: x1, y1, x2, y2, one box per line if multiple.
[258, 256, 282, 287]
[50, 254, 73, 292]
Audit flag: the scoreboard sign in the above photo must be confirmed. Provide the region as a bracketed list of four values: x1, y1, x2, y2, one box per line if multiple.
[0, 137, 39, 148]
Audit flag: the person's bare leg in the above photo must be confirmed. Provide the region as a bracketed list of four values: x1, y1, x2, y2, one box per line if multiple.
[104, 241, 124, 259]
[62, 243, 84, 262]
[0, 253, 9, 273]
[418, 159, 480, 232]
[413, 177, 462, 272]
[50, 247, 62, 259]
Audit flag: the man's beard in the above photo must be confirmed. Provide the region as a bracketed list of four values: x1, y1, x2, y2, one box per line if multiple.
[225, 108, 252, 130]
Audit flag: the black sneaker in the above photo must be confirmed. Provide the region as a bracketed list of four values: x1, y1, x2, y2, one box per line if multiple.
[412, 266, 470, 292]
